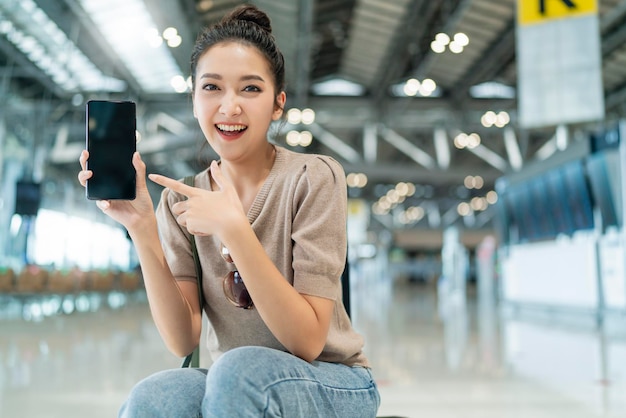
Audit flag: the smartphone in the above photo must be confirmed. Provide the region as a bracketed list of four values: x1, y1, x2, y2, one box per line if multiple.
[85, 100, 136, 200]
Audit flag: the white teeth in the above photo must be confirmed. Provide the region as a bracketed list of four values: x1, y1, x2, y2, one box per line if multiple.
[217, 124, 246, 132]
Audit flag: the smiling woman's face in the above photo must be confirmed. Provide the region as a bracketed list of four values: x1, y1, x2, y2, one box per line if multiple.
[192, 42, 285, 163]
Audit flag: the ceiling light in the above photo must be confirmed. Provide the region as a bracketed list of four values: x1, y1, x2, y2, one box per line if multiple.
[467, 133, 481, 148]
[163, 27, 178, 40]
[430, 40, 445, 53]
[404, 78, 420, 96]
[471, 197, 487, 211]
[481, 111, 497, 127]
[287, 108, 302, 124]
[481, 110, 511, 128]
[372, 202, 389, 216]
[455, 133, 482, 150]
[470, 81, 516, 99]
[420, 78, 437, 94]
[395, 182, 409, 196]
[403, 84, 417, 96]
[0, 1, 125, 92]
[286, 130, 300, 146]
[405, 206, 424, 222]
[196, 0, 214, 12]
[300, 108, 315, 125]
[299, 131, 313, 146]
[422, 79, 435, 92]
[448, 41, 464, 54]
[347, 173, 367, 188]
[393, 78, 440, 98]
[386, 189, 400, 203]
[457, 202, 471, 216]
[311, 77, 366, 96]
[79, 0, 185, 94]
[170, 75, 188, 93]
[435, 33, 450, 45]
[495, 111, 510, 127]
[454, 32, 469, 47]
[454, 133, 469, 149]
[432, 32, 468, 54]
[285, 130, 313, 147]
[163, 27, 182, 48]
[167, 35, 182, 48]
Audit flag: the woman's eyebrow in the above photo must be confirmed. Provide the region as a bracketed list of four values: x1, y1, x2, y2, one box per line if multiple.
[241, 75, 265, 83]
[199, 73, 221, 80]
[198, 73, 265, 83]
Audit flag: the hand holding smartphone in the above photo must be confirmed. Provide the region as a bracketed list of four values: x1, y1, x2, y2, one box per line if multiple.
[85, 100, 137, 200]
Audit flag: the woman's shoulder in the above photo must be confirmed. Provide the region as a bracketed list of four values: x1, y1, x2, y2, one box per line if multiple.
[275, 145, 345, 178]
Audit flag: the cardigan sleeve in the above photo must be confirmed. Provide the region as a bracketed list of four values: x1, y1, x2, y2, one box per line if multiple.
[290, 155, 348, 300]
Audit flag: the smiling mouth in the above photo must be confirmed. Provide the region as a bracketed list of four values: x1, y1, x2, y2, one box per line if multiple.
[216, 124, 247, 134]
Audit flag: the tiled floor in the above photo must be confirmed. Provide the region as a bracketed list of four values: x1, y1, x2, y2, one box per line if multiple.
[1, 259, 626, 417]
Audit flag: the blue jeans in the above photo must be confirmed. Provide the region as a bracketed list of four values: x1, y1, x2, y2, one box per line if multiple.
[119, 346, 380, 417]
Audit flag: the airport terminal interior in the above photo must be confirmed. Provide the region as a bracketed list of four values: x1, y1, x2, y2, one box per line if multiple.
[2, 0, 626, 417]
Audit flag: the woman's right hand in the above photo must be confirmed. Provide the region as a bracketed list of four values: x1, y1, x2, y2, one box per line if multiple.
[78, 150, 156, 233]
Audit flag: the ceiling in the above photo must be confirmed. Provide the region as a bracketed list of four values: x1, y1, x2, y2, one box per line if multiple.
[1, 0, 626, 233]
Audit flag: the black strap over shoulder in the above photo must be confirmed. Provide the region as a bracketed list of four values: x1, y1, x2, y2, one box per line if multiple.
[181, 174, 203, 368]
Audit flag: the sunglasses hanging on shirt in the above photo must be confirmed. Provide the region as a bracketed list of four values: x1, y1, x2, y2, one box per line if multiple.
[220, 243, 254, 309]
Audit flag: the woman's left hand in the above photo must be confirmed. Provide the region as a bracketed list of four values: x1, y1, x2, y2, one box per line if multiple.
[148, 161, 246, 237]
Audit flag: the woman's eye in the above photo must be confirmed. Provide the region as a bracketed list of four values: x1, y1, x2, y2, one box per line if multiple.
[203, 84, 219, 91]
[243, 85, 261, 92]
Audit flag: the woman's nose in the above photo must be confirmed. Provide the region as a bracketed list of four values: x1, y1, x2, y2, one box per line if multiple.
[219, 92, 241, 117]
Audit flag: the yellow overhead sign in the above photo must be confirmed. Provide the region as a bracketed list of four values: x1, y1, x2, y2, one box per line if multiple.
[518, 0, 597, 25]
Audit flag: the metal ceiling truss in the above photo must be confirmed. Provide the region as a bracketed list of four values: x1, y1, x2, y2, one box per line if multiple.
[2, 0, 626, 233]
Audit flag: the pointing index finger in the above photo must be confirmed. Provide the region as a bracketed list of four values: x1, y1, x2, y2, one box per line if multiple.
[149, 173, 196, 197]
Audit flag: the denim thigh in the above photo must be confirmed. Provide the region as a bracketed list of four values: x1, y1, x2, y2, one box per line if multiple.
[118, 367, 208, 418]
[202, 346, 380, 418]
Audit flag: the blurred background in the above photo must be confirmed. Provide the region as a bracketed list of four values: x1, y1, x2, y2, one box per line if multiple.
[1, 0, 626, 417]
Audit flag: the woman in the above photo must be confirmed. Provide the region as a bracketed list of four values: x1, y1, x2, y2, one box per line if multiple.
[79, 4, 380, 417]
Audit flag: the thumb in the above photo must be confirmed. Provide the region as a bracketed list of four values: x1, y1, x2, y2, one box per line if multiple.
[132, 152, 147, 189]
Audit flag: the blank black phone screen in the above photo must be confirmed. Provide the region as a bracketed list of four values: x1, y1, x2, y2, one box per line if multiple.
[86, 100, 136, 200]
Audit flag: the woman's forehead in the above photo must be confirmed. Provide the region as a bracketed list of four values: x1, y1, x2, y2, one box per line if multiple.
[197, 42, 269, 72]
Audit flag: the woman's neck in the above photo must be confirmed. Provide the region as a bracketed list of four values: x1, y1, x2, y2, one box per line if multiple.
[217, 143, 276, 209]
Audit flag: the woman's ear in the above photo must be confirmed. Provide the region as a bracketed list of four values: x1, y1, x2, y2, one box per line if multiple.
[272, 91, 287, 121]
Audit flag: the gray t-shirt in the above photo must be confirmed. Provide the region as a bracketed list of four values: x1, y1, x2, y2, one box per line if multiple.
[156, 145, 369, 367]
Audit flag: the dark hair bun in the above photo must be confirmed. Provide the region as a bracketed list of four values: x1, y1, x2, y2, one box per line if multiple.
[222, 4, 272, 34]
